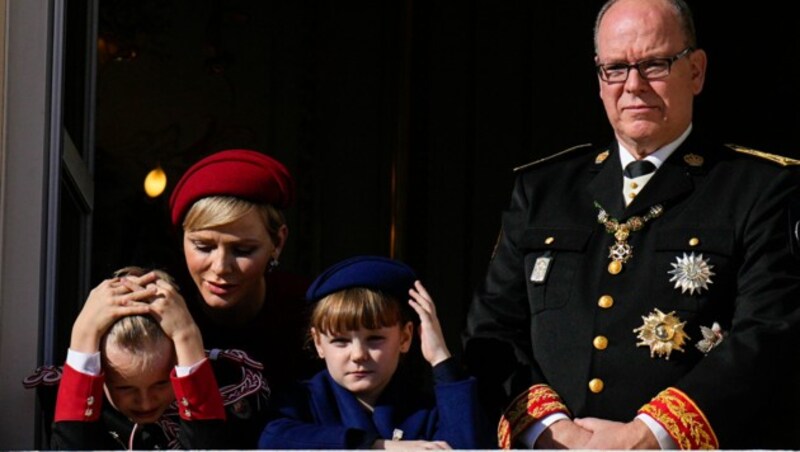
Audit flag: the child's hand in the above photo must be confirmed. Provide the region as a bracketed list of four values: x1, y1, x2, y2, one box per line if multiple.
[375, 439, 452, 449]
[70, 277, 154, 353]
[125, 274, 205, 366]
[408, 281, 451, 367]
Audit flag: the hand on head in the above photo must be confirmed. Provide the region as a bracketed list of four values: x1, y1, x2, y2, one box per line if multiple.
[118, 273, 192, 340]
[408, 281, 451, 367]
[71, 269, 205, 366]
[70, 275, 157, 354]
[118, 271, 206, 366]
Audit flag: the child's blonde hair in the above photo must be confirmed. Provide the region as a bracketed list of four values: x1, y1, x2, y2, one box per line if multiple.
[100, 266, 176, 370]
[310, 288, 408, 335]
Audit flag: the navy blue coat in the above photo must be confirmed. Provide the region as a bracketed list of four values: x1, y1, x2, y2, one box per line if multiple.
[258, 359, 493, 449]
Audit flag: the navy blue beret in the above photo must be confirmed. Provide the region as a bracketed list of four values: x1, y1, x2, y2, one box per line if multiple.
[306, 256, 417, 303]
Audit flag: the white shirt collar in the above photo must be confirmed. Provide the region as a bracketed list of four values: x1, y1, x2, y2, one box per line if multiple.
[618, 124, 693, 171]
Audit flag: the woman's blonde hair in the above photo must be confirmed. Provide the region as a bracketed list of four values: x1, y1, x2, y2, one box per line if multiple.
[182, 195, 286, 244]
[310, 288, 406, 335]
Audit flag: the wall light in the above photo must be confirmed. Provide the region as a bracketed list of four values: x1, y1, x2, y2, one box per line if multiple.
[144, 166, 167, 198]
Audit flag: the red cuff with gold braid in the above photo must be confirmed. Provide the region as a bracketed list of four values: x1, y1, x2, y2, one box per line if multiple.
[497, 384, 570, 449]
[171, 358, 226, 421]
[54, 364, 104, 422]
[638, 387, 719, 450]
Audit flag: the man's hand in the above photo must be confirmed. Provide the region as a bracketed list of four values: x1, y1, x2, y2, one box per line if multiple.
[573, 417, 660, 449]
[374, 439, 451, 449]
[534, 418, 593, 449]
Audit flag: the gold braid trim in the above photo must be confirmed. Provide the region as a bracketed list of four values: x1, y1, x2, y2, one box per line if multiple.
[638, 387, 719, 450]
[726, 144, 800, 166]
[497, 384, 570, 449]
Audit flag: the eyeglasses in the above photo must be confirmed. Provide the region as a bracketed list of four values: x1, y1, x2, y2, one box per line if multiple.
[596, 47, 694, 83]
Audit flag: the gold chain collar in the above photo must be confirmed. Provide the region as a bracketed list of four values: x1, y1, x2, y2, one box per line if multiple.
[594, 201, 664, 274]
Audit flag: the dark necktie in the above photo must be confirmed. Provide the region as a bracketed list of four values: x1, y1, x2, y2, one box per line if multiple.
[623, 160, 657, 178]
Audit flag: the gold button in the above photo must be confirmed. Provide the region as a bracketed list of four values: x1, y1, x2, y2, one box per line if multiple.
[184, 409, 192, 418]
[630, 182, 639, 189]
[181, 397, 189, 407]
[544, 236, 555, 245]
[607, 260, 622, 275]
[628, 192, 637, 198]
[684, 153, 704, 167]
[598, 295, 614, 308]
[689, 237, 700, 247]
[588, 378, 604, 393]
[593, 336, 608, 350]
[84, 408, 93, 417]
[87, 396, 94, 406]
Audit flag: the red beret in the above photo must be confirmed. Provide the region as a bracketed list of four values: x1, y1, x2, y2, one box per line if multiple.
[169, 149, 295, 226]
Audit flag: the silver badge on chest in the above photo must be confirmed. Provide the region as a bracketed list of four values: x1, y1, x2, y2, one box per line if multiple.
[668, 252, 715, 295]
[530, 256, 552, 283]
[696, 322, 726, 355]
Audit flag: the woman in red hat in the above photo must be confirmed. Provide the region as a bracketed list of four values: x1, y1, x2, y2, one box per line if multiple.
[167, 149, 320, 447]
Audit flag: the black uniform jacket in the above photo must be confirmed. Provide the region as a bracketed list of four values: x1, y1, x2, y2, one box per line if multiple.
[51, 404, 225, 450]
[464, 134, 800, 448]
[49, 360, 227, 450]
[27, 349, 264, 449]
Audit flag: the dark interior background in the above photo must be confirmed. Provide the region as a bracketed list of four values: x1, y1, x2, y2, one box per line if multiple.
[87, 0, 799, 361]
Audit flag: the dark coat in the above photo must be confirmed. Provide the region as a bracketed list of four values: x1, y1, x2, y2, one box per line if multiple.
[186, 269, 323, 448]
[258, 360, 493, 449]
[464, 134, 800, 448]
[50, 361, 227, 450]
[188, 269, 323, 390]
[31, 349, 264, 450]
[51, 405, 225, 450]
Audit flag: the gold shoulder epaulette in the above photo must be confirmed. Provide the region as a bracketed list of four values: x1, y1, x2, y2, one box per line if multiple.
[726, 144, 800, 167]
[514, 143, 593, 172]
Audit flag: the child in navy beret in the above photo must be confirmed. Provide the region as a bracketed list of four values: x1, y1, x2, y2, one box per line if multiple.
[258, 256, 493, 449]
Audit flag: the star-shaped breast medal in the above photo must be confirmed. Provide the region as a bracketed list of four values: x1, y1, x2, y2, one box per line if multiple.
[668, 252, 715, 295]
[633, 308, 690, 360]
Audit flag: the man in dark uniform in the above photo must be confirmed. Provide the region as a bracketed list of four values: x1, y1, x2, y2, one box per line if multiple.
[464, 0, 800, 449]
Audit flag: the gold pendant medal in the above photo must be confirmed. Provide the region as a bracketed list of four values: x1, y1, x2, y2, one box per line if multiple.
[595, 203, 663, 274]
[607, 242, 631, 274]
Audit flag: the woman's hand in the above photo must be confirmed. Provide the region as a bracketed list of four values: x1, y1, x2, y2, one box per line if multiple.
[408, 281, 451, 367]
[70, 277, 154, 353]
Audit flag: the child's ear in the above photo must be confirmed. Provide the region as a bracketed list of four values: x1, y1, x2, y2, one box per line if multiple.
[311, 328, 325, 358]
[399, 322, 414, 353]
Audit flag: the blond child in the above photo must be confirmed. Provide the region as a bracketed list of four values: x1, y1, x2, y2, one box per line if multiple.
[258, 256, 492, 449]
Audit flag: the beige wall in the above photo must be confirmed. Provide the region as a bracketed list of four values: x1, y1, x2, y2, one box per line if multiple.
[0, 0, 50, 448]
